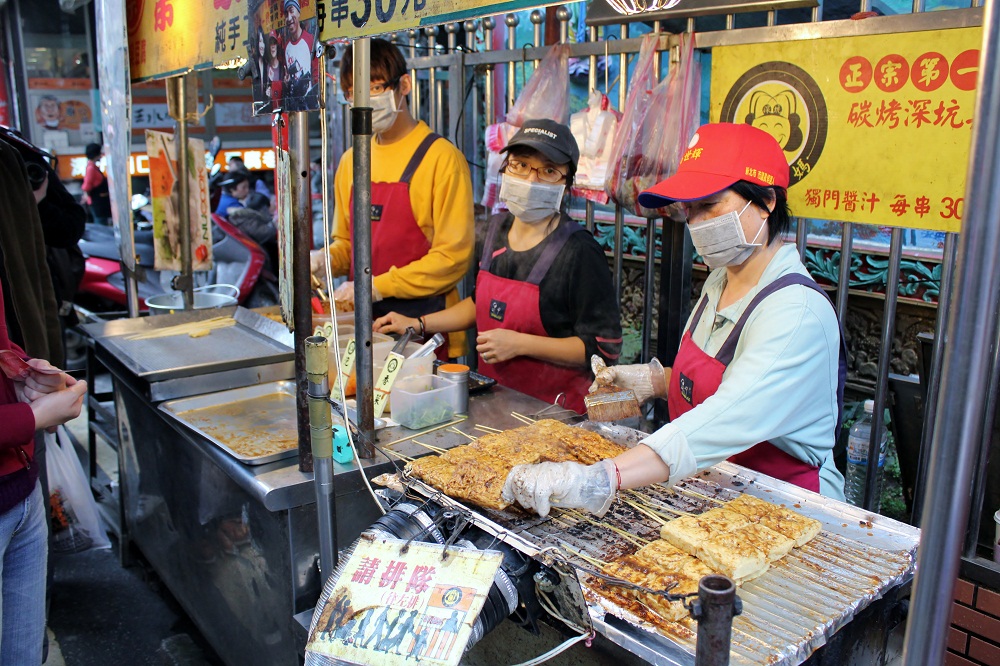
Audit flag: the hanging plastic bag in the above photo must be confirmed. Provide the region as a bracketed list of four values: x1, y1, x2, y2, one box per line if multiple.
[47, 426, 111, 553]
[606, 33, 701, 218]
[482, 45, 572, 211]
[570, 90, 621, 204]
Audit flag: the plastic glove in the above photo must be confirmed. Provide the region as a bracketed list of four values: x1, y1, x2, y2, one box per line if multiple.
[310, 249, 326, 276]
[333, 279, 383, 305]
[502, 459, 617, 518]
[589, 355, 668, 404]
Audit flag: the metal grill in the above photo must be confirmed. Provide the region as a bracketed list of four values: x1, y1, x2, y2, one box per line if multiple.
[403, 461, 918, 666]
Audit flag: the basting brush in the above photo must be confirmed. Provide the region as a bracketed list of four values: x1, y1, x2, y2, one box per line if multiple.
[585, 385, 642, 422]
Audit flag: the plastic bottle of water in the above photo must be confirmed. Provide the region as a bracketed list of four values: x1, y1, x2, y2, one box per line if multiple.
[845, 400, 887, 509]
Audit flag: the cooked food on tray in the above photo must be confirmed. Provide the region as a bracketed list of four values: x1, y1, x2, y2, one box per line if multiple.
[596, 494, 821, 621]
[406, 419, 627, 512]
[598, 540, 714, 623]
[123, 316, 236, 341]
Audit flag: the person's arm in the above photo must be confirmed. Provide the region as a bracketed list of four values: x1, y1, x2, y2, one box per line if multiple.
[640, 289, 841, 486]
[371, 144, 474, 300]
[477, 330, 586, 367]
[374, 297, 476, 336]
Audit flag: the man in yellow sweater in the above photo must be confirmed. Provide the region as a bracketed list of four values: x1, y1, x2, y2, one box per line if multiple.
[311, 39, 473, 358]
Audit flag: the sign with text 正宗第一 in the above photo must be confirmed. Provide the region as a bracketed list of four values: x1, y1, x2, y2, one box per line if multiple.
[318, 0, 559, 41]
[710, 27, 981, 233]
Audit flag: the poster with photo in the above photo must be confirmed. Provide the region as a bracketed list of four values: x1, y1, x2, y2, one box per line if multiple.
[245, 0, 320, 115]
[27, 89, 98, 151]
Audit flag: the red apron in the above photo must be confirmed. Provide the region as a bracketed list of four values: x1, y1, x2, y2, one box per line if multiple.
[475, 215, 593, 414]
[666, 273, 847, 493]
[349, 132, 446, 323]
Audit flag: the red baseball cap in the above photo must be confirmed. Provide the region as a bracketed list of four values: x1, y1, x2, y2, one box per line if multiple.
[637, 123, 790, 207]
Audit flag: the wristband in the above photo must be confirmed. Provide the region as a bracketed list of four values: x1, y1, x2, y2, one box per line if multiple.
[613, 461, 622, 490]
[418, 317, 426, 338]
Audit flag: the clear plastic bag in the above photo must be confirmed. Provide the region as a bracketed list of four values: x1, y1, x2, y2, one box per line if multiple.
[47, 426, 110, 553]
[606, 33, 701, 218]
[570, 90, 621, 204]
[506, 44, 571, 126]
[482, 45, 572, 210]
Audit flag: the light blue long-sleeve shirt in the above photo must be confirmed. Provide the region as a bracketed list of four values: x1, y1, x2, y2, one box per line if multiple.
[642, 244, 846, 500]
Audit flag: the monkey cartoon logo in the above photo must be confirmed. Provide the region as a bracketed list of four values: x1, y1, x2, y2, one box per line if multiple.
[720, 62, 828, 187]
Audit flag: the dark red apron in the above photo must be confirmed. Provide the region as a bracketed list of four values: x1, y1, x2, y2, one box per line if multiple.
[475, 215, 593, 414]
[666, 273, 847, 493]
[349, 132, 446, 322]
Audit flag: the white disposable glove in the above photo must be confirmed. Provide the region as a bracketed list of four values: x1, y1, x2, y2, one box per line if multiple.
[589, 355, 668, 404]
[502, 459, 617, 518]
[310, 249, 326, 276]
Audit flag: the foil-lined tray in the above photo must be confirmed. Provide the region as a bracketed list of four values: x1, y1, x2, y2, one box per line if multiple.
[159, 381, 299, 465]
[394, 424, 919, 666]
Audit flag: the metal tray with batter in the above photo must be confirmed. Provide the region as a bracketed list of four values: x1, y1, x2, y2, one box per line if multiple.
[159, 381, 300, 465]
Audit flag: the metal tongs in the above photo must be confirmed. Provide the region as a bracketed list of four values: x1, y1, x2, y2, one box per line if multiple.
[407, 332, 445, 359]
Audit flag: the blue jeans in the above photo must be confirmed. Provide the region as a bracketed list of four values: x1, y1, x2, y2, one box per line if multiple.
[0, 480, 47, 665]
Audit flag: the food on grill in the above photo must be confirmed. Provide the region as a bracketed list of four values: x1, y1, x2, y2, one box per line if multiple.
[599, 540, 714, 623]
[659, 508, 752, 554]
[726, 493, 822, 546]
[406, 419, 627, 512]
[123, 315, 236, 340]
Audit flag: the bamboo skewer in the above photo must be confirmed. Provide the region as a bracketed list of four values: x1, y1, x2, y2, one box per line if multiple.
[474, 424, 502, 434]
[510, 411, 535, 425]
[448, 427, 477, 442]
[124, 316, 236, 340]
[622, 499, 671, 526]
[382, 448, 414, 462]
[623, 491, 694, 518]
[564, 510, 649, 547]
[381, 416, 468, 447]
[675, 486, 727, 504]
[560, 544, 608, 569]
[410, 440, 448, 455]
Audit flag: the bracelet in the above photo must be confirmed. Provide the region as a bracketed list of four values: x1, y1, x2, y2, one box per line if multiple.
[613, 461, 622, 490]
[418, 316, 426, 338]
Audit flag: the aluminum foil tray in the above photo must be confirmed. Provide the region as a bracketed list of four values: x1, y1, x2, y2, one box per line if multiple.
[396, 427, 919, 666]
[159, 381, 299, 465]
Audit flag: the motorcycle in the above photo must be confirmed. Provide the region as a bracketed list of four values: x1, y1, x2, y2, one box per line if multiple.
[77, 208, 279, 313]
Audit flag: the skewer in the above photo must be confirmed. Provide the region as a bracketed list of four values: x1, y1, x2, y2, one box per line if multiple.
[448, 427, 477, 441]
[625, 489, 696, 514]
[510, 411, 536, 425]
[622, 498, 672, 526]
[675, 486, 727, 504]
[474, 424, 503, 434]
[382, 416, 468, 447]
[559, 544, 608, 568]
[410, 440, 448, 455]
[381, 448, 414, 462]
[564, 509, 649, 547]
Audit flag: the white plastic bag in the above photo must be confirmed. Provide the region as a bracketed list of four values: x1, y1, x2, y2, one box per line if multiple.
[570, 90, 621, 204]
[46, 426, 110, 553]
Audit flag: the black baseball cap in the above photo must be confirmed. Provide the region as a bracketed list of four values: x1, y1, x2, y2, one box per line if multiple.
[501, 119, 579, 167]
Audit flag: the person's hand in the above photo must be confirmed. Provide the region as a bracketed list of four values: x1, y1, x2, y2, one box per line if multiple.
[310, 249, 326, 276]
[374, 312, 419, 336]
[30, 381, 87, 432]
[502, 459, 617, 518]
[33, 176, 49, 203]
[22, 358, 75, 402]
[589, 356, 669, 404]
[476, 329, 523, 364]
[333, 279, 382, 305]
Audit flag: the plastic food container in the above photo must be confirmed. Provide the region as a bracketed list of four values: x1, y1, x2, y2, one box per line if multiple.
[390, 375, 462, 429]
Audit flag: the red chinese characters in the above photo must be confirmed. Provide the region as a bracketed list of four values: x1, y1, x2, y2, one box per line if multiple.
[153, 0, 173, 31]
[839, 50, 979, 93]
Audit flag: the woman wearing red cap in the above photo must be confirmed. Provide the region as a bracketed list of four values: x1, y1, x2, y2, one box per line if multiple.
[502, 122, 846, 518]
[374, 119, 622, 413]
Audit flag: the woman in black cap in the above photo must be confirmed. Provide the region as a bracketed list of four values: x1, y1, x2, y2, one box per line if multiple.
[375, 119, 621, 413]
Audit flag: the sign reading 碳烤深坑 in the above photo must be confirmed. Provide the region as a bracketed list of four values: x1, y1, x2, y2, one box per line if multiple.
[711, 27, 981, 232]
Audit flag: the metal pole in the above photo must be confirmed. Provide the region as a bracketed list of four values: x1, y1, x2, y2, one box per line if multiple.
[585, 25, 597, 235]
[352, 37, 376, 458]
[291, 112, 314, 472]
[531, 10, 543, 65]
[613, 22, 628, 303]
[640, 22, 663, 362]
[409, 30, 421, 124]
[427, 27, 439, 132]
[692, 575, 741, 666]
[306, 336, 337, 577]
[912, 232, 958, 523]
[863, 228, 903, 510]
[483, 17, 495, 126]
[902, 5, 1000, 662]
[795, 218, 808, 263]
[505, 14, 519, 110]
[557, 6, 570, 44]
[836, 223, 853, 323]
[175, 76, 194, 310]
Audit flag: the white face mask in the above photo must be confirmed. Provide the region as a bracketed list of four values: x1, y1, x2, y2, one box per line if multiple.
[369, 90, 399, 135]
[687, 199, 766, 270]
[499, 173, 565, 224]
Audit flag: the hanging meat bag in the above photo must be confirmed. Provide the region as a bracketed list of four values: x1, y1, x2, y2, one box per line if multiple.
[481, 44, 571, 211]
[606, 33, 701, 218]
